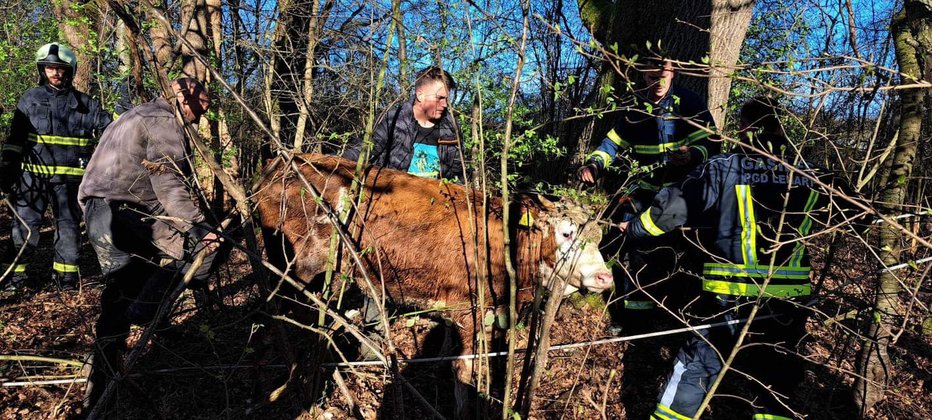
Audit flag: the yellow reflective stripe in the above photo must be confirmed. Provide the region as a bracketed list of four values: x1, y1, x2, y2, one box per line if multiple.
[13, 264, 27, 273]
[624, 300, 656, 310]
[685, 128, 711, 144]
[736, 185, 758, 266]
[53, 262, 79, 273]
[639, 210, 665, 236]
[22, 164, 86, 176]
[2, 144, 23, 153]
[702, 263, 811, 280]
[588, 150, 612, 167]
[702, 279, 811, 298]
[112, 112, 121, 120]
[653, 403, 692, 420]
[632, 140, 686, 154]
[753, 414, 793, 420]
[27, 133, 94, 147]
[606, 129, 629, 148]
[790, 190, 821, 267]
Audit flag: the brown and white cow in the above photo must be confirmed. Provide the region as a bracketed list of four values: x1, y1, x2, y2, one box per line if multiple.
[255, 154, 612, 410]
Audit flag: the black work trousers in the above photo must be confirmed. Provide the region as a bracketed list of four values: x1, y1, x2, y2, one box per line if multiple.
[602, 189, 691, 331]
[10, 172, 82, 281]
[652, 295, 810, 419]
[82, 197, 217, 409]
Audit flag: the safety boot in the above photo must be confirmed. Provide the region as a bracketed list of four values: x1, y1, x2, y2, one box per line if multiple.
[54, 272, 79, 292]
[2, 270, 28, 293]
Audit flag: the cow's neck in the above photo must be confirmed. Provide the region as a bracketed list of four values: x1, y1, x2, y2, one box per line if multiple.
[512, 223, 554, 303]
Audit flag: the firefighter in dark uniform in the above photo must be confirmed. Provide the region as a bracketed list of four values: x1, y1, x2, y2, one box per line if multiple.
[619, 96, 864, 419]
[0, 42, 111, 291]
[578, 58, 718, 330]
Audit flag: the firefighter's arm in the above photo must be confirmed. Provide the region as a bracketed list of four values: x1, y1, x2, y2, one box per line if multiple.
[680, 105, 719, 166]
[580, 126, 629, 182]
[624, 186, 689, 239]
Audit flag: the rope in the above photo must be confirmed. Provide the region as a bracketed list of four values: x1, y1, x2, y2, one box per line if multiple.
[319, 314, 777, 368]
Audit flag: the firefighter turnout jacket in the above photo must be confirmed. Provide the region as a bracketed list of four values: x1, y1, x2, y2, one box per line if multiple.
[626, 150, 861, 299]
[2, 85, 111, 183]
[586, 86, 718, 194]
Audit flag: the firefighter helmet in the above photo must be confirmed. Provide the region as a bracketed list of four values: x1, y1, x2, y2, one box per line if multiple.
[35, 43, 77, 84]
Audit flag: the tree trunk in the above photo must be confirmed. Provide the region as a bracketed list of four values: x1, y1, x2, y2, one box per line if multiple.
[50, 0, 98, 92]
[270, 0, 313, 150]
[148, 3, 175, 75]
[577, 0, 754, 138]
[293, 0, 333, 150]
[854, 3, 930, 413]
[708, 0, 755, 124]
[181, 0, 210, 81]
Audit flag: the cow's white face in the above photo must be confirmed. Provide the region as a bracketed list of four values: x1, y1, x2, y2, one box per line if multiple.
[540, 203, 613, 295]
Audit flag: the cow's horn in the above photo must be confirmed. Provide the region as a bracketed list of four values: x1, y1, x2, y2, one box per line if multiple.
[537, 194, 556, 211]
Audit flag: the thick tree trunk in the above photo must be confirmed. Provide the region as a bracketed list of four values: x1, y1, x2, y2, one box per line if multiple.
[577, 0, 753, 137]
[50, 0, 98, 92]
[708, 0, 755, 124]
[854, 3, 930, 413]
[181, 0, 210, 81]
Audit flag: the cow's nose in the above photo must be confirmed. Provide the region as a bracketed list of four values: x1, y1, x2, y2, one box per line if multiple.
[594, 271, 614, 289]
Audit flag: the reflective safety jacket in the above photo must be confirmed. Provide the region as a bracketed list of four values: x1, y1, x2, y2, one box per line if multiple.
[1, 85, 111, 183]
[586, 86, 718, 192]
[626, 151, 861, 298]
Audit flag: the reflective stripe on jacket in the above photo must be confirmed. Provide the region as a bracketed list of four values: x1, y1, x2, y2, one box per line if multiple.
[586, 86, 718, 191]
[627, 152, 859, 298]
[3, 85, 111, 183]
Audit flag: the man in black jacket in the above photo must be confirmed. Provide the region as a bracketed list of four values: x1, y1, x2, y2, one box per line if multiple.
[620, 96, 864, 419]
[0, 42, 111, 292]
[344, 66, 465, 182]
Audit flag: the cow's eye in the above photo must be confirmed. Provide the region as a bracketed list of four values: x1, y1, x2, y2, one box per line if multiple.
[562, 231, 573, 240]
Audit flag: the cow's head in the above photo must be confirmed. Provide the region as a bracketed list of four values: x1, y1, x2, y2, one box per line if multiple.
[521, 196, 613, 295]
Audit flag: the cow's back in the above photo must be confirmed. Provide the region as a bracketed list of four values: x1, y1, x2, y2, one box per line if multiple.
[255, 153, 508, 307]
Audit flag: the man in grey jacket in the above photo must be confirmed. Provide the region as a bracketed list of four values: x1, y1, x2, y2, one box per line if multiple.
[78, 78, 221, 409]
[344, 66, 465, 182]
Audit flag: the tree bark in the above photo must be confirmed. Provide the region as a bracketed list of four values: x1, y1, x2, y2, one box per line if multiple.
[181, 0, 210, 81]
[577, 0, 754, 135]
[269, 0, 313, 150]
[50, 0, 98, 92]
[854, 3, 930, 413]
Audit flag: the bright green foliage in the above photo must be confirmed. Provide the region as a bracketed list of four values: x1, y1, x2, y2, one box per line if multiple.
[0, 2, 59, 134]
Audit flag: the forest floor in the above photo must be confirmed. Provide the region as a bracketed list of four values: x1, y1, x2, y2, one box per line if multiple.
[0, 207, 929, 419]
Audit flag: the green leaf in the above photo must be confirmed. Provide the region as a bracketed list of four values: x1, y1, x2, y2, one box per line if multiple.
[405, 316, 418, 328]
[496, 313, 508, 329]
[483, 311, 495, 326]
[701, 55, 710, 64]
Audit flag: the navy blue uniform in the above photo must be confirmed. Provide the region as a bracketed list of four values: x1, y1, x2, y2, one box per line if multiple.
[1, 85, 111, 286]
[627, 150, 862, 419]
[587, 87, 718, 313]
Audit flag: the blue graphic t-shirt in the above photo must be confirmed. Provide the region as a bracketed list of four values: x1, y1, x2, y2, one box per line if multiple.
[408, 143, 440, 178]
[407, 123, 440, 178]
